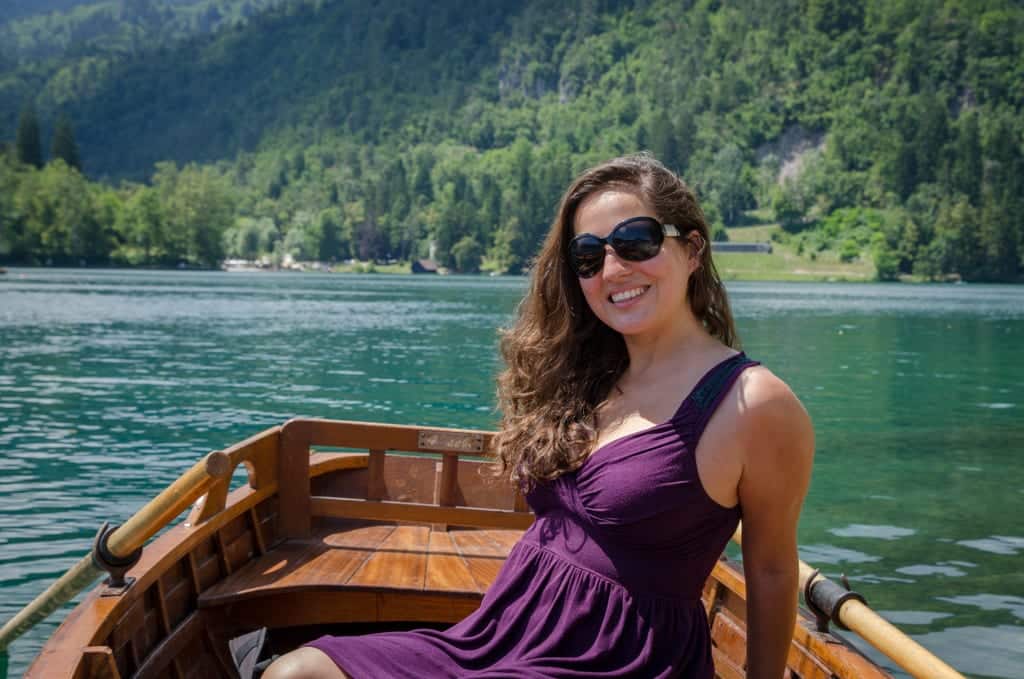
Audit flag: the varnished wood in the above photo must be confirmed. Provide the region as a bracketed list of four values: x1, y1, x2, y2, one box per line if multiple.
[438, 454, 459, 506]
[202, 589, 483, 637]
[187, 475, 230, 525]
[109, 450, 232, 557]
[278, 419, 312, 538]
[711, 612, 747, 672]
[248, 507, 267, 555]
[450, 529, 510, 557]
[367, 448, 387, 500]
[25, 482, 277, 678]
[312, 496, 534, 530]
[198, 521, 510, 610]
[426, 530, 480, 593]
[712, 646, 746, 679]
[304, 419, 497, 454]
[79, 646, 120, 679]
[226, 426, 280, 490]
[199, 538, 371, 606]
[347, 524, 430, 589]
[707, 558, 891, 679]
[134, 612, 204, 679]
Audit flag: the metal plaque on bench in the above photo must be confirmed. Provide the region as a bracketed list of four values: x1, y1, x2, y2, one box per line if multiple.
[418, 430, 484, 454]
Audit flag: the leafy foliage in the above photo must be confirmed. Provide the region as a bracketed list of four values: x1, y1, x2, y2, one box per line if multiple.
[15, 105, 42, 168]
[1, 0, 1022, 280]
[50, 114, 80, 170]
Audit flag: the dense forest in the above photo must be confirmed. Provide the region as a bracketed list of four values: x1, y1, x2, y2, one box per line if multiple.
[1, 0, 1022, 281]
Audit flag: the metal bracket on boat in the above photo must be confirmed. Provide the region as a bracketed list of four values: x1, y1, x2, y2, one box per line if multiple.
[91, 522, 142, 597]
[804, 569, 867, 633]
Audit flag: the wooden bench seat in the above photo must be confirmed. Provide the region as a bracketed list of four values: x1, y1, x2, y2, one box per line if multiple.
[197, 517, 524, 631]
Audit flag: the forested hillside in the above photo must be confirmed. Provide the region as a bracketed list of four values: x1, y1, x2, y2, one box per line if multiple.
[0, 0, 280, 61]
[1, 0, 1022, 281]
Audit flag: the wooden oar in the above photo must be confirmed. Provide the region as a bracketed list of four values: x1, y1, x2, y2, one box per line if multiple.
[0, 451, 231, 668]
[731, 524, 964, 679]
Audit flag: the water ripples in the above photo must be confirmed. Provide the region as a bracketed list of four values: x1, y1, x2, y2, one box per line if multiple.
[1, 270, 1022, 677]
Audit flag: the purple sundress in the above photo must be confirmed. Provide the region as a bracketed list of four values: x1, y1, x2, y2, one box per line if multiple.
[308, 352, 759, 678]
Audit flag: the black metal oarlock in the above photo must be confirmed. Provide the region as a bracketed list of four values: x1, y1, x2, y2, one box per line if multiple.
[803, 568, 868, 632]
[91, 522, 142, 596]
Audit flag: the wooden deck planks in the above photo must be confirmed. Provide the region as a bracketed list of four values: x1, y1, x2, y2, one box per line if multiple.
[347, 525, 431, 589]
[320, 520, 396, 549]
[449, 529, 509, 557]
[425, 530, 480, 593]
[449, 529, 509, 590]
[198, 520, 522, 610]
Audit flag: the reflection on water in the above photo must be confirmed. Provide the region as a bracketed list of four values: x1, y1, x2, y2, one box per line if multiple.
[829, 523, 916, 540]
[1, 270, 1023, 678]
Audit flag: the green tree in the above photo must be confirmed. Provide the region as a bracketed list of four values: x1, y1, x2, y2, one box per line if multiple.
[16, 104, 43, 169]
[116, 186, 167, 265]
[154, 162, 235, 267]
[950, 111, 982, 206]
[317, 208, 345, 262]
[871, 232, 900, 280]
[913, 89, 950, 187]
[50, 115, 81, 171]
[704, 144, 752, 225]
[16, 161, 104, 263]
[451, 235, 483, 273]
[933, 196, 981, 280]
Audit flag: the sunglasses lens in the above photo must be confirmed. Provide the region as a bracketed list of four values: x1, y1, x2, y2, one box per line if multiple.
[569, 236, 605, 278]
[610, 218, 663, 261]
[569, 218, 668, 278]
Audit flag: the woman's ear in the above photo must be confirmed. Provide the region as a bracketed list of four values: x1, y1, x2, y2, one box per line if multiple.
[688, 232, 706, 270]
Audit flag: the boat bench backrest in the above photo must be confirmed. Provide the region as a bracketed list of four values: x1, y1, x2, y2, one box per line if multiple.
[276, 419, 532, 539]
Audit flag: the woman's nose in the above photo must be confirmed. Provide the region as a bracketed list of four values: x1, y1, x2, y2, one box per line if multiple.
[601, 245, 632, 278]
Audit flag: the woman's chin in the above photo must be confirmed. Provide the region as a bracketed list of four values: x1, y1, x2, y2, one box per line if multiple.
[597, 310, 659, 337]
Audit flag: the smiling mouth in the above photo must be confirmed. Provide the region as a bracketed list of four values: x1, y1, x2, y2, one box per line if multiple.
[609, 286, 649, 304]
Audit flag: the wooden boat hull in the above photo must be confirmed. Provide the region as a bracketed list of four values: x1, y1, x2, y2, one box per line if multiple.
[25, 420, 891, 679]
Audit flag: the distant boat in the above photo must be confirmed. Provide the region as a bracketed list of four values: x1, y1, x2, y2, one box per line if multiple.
[1, 419, 963, 679]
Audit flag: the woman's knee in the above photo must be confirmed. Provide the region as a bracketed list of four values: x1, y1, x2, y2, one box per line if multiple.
[262, 647, 350, 679]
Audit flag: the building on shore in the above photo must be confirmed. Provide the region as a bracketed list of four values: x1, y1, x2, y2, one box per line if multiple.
[412, 259, 439, 274]
[711, 242, 773, 254]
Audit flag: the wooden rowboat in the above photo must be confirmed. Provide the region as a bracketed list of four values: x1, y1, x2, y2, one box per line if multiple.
[1, 419, 963, 678]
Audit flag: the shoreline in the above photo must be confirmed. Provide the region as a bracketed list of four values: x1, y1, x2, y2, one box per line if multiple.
[0, 263, 1007, 284]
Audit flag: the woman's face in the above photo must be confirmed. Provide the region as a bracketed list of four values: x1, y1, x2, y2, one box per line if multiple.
[572, 188, 699, 338]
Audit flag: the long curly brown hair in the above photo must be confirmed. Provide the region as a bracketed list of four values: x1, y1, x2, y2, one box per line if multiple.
[493, 153, 740, 488]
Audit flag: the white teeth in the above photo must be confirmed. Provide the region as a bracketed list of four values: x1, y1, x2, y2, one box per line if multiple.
[610, 287, 647, 303]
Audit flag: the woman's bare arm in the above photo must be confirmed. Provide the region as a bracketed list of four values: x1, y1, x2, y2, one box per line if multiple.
[736, 371, 815, 679]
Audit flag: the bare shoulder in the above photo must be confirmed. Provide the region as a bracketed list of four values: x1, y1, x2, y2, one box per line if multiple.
[734, 365, 814, 463]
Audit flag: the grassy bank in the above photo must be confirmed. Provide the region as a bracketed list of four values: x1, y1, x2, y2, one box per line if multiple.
[721, 221, 875, 282]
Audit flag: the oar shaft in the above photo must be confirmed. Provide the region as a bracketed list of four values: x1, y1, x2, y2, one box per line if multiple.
[107, 451, 231, 557]
[838, 598, 962, 679]
[0, 556, 100, 652]
[0, 451, 231, 654]
[741, 528, 963, 679]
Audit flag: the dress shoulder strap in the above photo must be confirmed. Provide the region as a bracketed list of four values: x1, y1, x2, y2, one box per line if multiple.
[687, 352, 761, 429]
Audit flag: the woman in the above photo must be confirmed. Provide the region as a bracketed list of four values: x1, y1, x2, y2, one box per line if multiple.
[265, 153, 814, 678]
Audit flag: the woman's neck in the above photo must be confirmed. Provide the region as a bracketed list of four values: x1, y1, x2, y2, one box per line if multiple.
[621, 311, 719, 379]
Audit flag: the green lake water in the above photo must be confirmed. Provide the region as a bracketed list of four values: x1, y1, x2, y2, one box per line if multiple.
[0, 269, 1021, 677]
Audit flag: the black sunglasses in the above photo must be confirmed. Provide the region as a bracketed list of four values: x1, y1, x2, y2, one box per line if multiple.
[568, 216, 683, 279]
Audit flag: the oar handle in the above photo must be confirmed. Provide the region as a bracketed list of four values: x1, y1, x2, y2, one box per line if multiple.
[107, 450, 232, 557]
[0, 451, 231, 654]
[732, 524, 964, 679]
